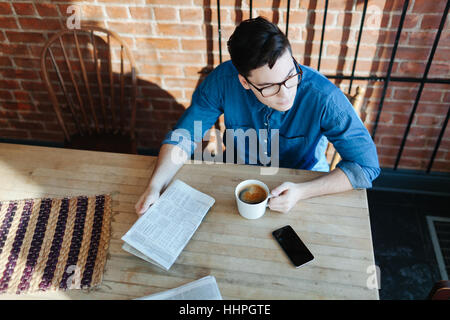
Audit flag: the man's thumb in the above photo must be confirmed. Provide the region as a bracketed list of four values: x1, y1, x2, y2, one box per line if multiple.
[270, 182, 291, 197]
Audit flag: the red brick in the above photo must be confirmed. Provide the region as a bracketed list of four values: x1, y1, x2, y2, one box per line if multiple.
[402, 148, 434, 159]
[156, 23, 202, 37]
[407, 31, 438, 46]
[1, 69, 40, 80]
[106, 6, 129, 19]
[429, 63, 450, 77]
[140, 65, 183, 76]
[14, 91, 32, 102]
[2, 102, 36, 111]
[129, 7, 152, 20]
[5, 31, 46, 43]
[0, 129, 29, 139]
[0, 2, 12, 15]
[412, 0, 447, 13]
[13, 2, 36, 15]
[154, 7, 178, 21]
[13, 57, 41, 69]
[415, 114, 443, 126]
[19, 18, 62, 30]
[19, 112, 56, 122]
[180, 8, 203, 22]
[108, 21, 152, 35]
[0, 17, 18, 29]
[395, 46, 430, 61]
[420, 90, 444, 102]
[9, 121, 44, 131]
[135, 37, 179, 50]
[0, 57, 12, 67]
[421, 14, 444, 29]
[0, 79, 20, 90]
[393, 87, 419, 100]
[35, 3, 59, 17]
[21, 80, 47, 92]
[396, 62, 426, 76]
[392, 114, 410, 125]
[430, 160, 450, 172]
[0, 90, 13, 100]
[397, 158, 428, 170]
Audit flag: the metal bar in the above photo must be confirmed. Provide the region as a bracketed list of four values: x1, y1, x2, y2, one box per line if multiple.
[217, 0, 222, 64]
[348, 0, 368, 94]
[285, 0, 291, 38]
[395, 1, 450, 170]
[427, 105, 450, 173]
[371, 0, 409, 140]
[325, 74, 450, 84]
[249, 0, 252, 19]
[317, 0, 328, 71]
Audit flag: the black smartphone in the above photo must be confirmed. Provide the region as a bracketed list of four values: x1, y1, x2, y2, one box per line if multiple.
[272, 225, 314, 268]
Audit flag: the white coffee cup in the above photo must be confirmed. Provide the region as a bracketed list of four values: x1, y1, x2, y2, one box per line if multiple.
[235, 179, 271, 220]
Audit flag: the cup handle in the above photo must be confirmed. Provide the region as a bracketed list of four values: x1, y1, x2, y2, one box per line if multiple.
[266, 194, 274, 207]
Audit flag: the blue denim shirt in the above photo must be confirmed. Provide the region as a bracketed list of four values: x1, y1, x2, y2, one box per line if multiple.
[161, 60, 380, 189]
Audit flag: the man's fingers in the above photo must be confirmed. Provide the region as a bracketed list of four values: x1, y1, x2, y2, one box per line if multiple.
[138, 192, 159, 215]
[270, 182, 291, 197]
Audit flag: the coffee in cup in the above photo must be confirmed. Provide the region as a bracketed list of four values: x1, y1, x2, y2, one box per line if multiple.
[238, 184, 268, 204]
[235, 180, 271, 219]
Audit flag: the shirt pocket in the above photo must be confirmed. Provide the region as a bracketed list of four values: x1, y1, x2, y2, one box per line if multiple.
[278, 134, 309, 168]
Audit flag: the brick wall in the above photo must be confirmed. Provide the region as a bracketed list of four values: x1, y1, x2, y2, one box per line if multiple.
[0, 0, 449, 172]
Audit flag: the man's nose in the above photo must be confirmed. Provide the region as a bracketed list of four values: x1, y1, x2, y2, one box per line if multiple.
[277, 84, 289, 98]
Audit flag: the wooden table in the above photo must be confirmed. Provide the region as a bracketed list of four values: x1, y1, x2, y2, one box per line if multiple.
[0, 143, 379, 300]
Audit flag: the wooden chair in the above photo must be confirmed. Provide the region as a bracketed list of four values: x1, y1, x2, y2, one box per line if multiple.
[40, 26, 138, 154]
[427, 280, 450, 300]
[327, 86, 366, 170]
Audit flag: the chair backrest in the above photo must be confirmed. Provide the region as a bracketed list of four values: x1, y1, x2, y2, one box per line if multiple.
[40, 26, 137, 142]
[427, 280, 450, 300]
[328, 86, 366, 171]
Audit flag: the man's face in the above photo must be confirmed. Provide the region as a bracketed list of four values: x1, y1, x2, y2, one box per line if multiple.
[238, 49, 298, 112]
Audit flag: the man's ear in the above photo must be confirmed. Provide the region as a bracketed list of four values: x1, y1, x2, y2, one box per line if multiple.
[238, 74, 251, 90]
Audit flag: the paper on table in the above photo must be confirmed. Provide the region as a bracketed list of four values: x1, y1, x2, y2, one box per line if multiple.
[121, 179, 215, 270]
[135, 275, 222, 300]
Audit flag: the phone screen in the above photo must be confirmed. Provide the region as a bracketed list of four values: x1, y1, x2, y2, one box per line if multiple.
[272, 225, 314, 268]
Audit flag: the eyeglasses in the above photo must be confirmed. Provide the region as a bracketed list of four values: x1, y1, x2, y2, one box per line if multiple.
[244, 57, 302, 98]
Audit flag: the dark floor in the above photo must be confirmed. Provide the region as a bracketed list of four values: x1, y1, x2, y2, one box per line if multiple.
[367, 189, 450, 300]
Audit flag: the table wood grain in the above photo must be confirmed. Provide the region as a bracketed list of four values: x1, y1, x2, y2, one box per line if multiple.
[0, 143, 379, 300]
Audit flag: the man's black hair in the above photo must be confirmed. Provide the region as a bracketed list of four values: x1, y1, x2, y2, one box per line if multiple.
[227, 16, 292, 77]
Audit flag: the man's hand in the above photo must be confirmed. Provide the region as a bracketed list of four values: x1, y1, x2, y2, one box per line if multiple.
[268, 168, 354, 214]
[135, 186, 160, 216]
[134, 144, 190, 216]
[268, 182, 303, 214]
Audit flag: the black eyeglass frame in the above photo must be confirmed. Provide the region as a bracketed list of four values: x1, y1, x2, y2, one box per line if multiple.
[243, 57, 303, 98]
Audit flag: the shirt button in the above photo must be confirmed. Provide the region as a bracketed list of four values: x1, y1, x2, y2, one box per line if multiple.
[264, 151, 268, 155]
[264, 139, 267, 143]
[264, 123, 268, 126]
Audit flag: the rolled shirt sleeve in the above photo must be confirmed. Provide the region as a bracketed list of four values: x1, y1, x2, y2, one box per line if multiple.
[160, 70, 224, 156]
[321, 88, 380, 189]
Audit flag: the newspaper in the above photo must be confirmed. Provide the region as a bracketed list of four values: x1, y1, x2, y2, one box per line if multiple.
[135, 276, 223, 300]
[121, 179, 215, 270]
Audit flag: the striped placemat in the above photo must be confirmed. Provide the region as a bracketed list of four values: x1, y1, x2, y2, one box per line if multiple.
[0, 194, 112, 295]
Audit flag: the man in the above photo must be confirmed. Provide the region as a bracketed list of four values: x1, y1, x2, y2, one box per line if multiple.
[135, 17, 380, 215]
